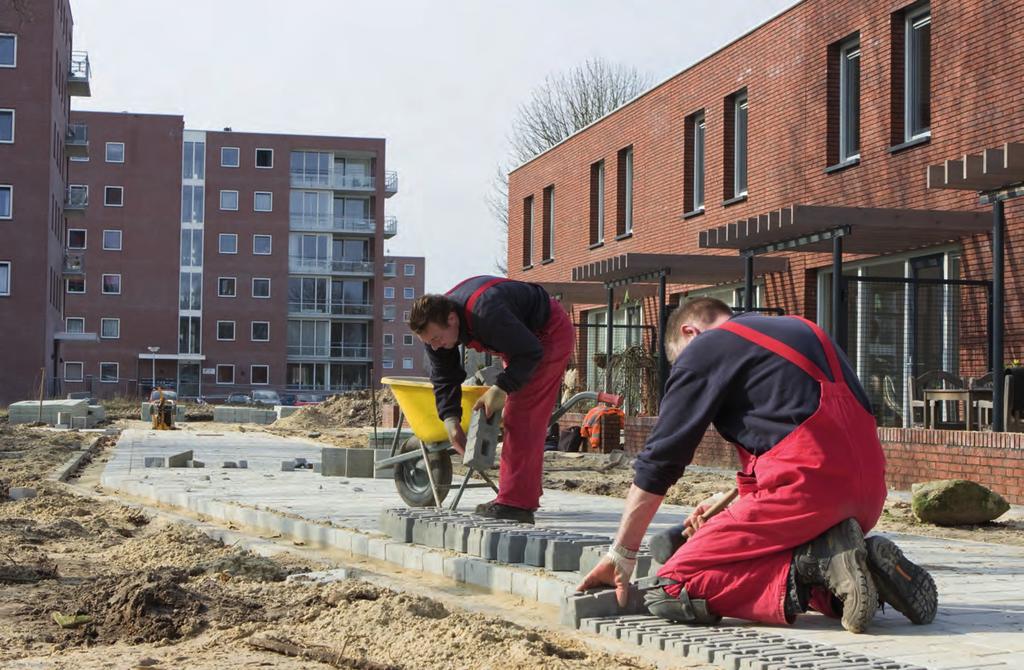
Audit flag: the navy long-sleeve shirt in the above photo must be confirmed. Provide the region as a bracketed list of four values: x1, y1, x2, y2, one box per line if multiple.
[426, 276, 552, 421]
[633, 313, 872, 496]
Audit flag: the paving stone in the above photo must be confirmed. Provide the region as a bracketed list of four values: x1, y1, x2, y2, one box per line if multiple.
[167, 450, 193, 468]
[186, 460, 205, 468]
[578, 544, 611, 576]
[237, 460, 248, 469]
[546, 536, 609, 572]
[346, 448, 375, 478]
[559, 586, 646, 628]
[281, 460, 295, 471]
[144, 456, 166, 468]
[633, 553, 654, 579]
[524, 533, 566, 567]
[463, 409, 500, 470]
[294, 457, 308, 466]
[444, 520, 473, 552]
[8, 487, 37, 500]
[497, 531, 532, 563]
[222, 461, 238, 468]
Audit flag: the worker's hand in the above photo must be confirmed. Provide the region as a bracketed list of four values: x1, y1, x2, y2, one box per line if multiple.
[576, 544, 637, 607]
[443, 417, 466, 455]
[685, 491, 729, 535]
[473, 385, 507, 420]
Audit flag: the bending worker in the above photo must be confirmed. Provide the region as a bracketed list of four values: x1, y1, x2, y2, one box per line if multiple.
[579, 298, 937, 633]
[409, 275, 574, 524]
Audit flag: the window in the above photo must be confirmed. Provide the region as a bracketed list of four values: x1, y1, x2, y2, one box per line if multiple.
[724, 89, 748, 201]
[0, 261, 9, 296]
[100, 362, 118, 383]
[617, 147, 633, 236]
[64, 362, 84, 382]
[251, 321, 270, 341]
[404, 263, 415, 276]
[181, 185, 204, 223]
[382, 360, 394, 370]
[102, 274, 121, 294]
[403, 334, 414, 346]
[384, 286, 395, 299]
[66, 317, 84, 333]
[0, 33, 15, 67]
[180, 230, 203, 267]
[522, 195, 533, 267]
[179, 316, 201, 354]
[252, 277, 271, 298]
[104, 186, 124, 207]
[402, 357, 414, 370]
[219, 233, 238, 254]
[253, 234, 272, 255]
[217, 320, 236, 341]
[589, 161, 605, 245]
[734, 94, 748, 197]
[254, 191, 272, 212]
[67, 229, 86, 250]
[221, 146, 240, 168]
[100, 317, 120, 339]
[0, 109, 12, 143]
[105, 142, 125, 163]
[103, 230, 122, 250]
[542, 185, 554, 262]
[182, 140, 205, 179]
[0, 185, 12, 218]
[218, 277, 236, 297]
[66, 277, 85, 294]
[403, 287, 415, 299]
[402, 310, 410, 322]
[383, 333, 394, 345]
[251, 365, 269, 385]
[839, 37, 861, 161]
[685, 111, 706, 213]
[255, 148, 274, 168]
[904, 4, 931, 141]
[216, 364, 234, 385]
[220, 190, 239, 210]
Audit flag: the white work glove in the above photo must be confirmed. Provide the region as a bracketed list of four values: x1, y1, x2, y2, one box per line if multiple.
[473, 385, 507, 420]
[576, 543, 638, 607]
[443, 416, 466, 455]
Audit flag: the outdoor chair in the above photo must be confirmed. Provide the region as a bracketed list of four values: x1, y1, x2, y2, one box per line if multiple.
[907, 370, 966, 428]
[882, 375, 903, 426]
[976, 371, 1024, 431]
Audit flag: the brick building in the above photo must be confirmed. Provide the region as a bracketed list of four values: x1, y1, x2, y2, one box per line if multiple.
[380, 255, 428, 378]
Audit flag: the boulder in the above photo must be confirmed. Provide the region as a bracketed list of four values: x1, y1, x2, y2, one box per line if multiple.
[911, 479, 1010, 526]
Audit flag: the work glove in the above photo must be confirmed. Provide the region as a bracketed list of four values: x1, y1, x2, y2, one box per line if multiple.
[685, 491, 730, 534]
[443, 416, 466, 455]
[473, 385, 507, 420]
[576, 543, 638, 607]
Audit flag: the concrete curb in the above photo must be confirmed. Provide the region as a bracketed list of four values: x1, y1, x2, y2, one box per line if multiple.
[47, 434, 105, 482]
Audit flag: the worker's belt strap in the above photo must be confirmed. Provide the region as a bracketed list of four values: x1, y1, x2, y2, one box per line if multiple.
[717, 316, 843, 384]
[446, 276, 509, 352]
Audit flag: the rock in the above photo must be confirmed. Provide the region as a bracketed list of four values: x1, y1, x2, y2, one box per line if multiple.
[912, 479, 1010, 526]
[308, 432, 322, 438]
[9, 487, 37, 500]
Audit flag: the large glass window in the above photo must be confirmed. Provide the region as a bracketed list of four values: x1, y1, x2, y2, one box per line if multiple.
[288, 276, 328, 312]
[693, 113, 705, 211]
[522, 195, 533, 267]
[178, 316, 201, 354]
[105, 142, 125, 163]
[179, 272, 202, 310]
[290, 151, 331, 187]
[734, 93, 748, 196]
[180, 230, 203, 267]
[290, 190, 331, 227]
[0, 34, 15, 67]
[288, 319, 330, 357]
[182, 140, 205, 179]
[905, 4, 931, 140]
[0, 109, 12, 143]
[220, 146, 239, 167]
[181, 185, 204, 223]
[622, 147, 634, 235]
[840, 38, 861, 160]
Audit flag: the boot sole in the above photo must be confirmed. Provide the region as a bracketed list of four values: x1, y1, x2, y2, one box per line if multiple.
[866, 536, 937, 625]
[828, 519, 877, 634]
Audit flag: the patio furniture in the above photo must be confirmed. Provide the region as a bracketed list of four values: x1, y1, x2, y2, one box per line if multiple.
[909, 370, 965, 428]
[976, 371, 1023, 431]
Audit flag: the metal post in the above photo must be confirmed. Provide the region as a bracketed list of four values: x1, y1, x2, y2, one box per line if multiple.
[744, 253, 754, 312]
[993, 199, 1005, 432]
[604, 285, 614, 392]
[657, 273, 669, 402]
[832, 235, 846, 352]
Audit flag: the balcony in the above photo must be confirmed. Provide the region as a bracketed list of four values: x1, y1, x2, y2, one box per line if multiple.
[383, 261, 397, 278]
[384, 170, 398, 197]
[288, 301, 373, 319]
[65, 186, 88, 214]
[68, 51, 92, 97]
[65, 122, 89, 158]
[62, 252, 85, 277]
[383, 305, 397, 321]
[287, 344, 373, 361]
[289, 214, 376, 235]
[383, 216, 397, 239]
[288, 257, 375, 276]
[290, 172, 375, 192]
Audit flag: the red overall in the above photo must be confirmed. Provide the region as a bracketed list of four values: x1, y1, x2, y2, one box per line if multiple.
[453, 279, 574, 511]
[657, 317, 887, 624]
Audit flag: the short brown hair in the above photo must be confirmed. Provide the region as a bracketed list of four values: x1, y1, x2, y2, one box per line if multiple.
[409, 294, 457, 333]
[665, 297, 732, 343]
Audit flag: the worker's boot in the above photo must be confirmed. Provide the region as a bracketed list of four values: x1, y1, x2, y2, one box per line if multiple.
[474, 500, 535, 525]
[642, 578, 721, 625]
[790, 518, 877, 633]
[866, 535, 937, 625]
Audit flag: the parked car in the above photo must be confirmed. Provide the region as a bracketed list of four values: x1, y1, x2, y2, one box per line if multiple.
[225, 393, 251, 405]
[250, 389, 282, 406]
[294, 393, 326, 406]
[279, 392, 297, 406]
[149, 389, 178, 402]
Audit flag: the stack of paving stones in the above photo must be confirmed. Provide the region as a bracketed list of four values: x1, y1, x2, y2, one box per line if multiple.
[212, 406, 276, 425]
[379, 509, 924, 670]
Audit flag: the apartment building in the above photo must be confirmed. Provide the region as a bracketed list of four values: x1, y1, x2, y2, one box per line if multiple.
[0, 0, 91, 405]
[380, 255, 427, 377]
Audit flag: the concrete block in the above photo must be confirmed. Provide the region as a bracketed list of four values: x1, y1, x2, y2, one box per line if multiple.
[346, 448, 375, 478]
[312, 462, 321, 473]
[463, 408, 499, 470]
[368, 537, 388, 561]
[481, 527, 510, 560]
[350, 533, 369, 556]
[510, 570, 539, 600]
[56, 412, 70, 428]
[8, 487, 37, 500]
[144, 456, 166, 468]
[71, 416, 88, 429]
[167, 450, 193, 468]
[546, 537, 610, 572]
[186, 460, 205, 468]
[373, 449, 395, 479]
[422, 551, 445, 576]
[497, 531, 531, 563]
[559, 586, 646, 628]
[222, 461, 238, 468]
[578, 544, 611, 576]
[524, 533, 564, 567]
[537, 577, 574, 606]
[444, 520, 473, 552]
[633, 553, 654, 580]
[443, 556, 467, 582]
[384, 542, 408, 565]
[237, 460, 248, 469]
[294, 457, 308, 466]
[281, 460, 295, 471]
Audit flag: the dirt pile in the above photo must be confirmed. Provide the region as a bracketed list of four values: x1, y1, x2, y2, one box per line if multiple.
[0, 425, 92, 487]
[274, 388, 394, 431]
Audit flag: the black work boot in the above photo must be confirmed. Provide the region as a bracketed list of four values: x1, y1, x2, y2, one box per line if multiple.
[793, 518, 877, 633]
[474, 500, 535, 524]
[866, 536, 937, 625]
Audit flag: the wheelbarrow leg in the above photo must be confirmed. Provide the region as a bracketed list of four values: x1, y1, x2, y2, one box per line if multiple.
[389, 410, 406, 457]
[448, 466, 500, 512]
[419, 438, 444, 510]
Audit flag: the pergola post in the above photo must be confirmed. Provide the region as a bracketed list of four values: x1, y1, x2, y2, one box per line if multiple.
[832, 235, 846, 352]
[743, 253, 754, 312]
[658, 273, 669, 402]
[604, 285, 614, 392]
[993, 199, 1005, 432]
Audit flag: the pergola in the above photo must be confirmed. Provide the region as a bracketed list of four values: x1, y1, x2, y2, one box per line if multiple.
[564, 253, 788, 399]
[927, 142, 1024, 431]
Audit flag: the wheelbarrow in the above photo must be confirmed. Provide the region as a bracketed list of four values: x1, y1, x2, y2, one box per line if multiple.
[376, 376, 623, 510]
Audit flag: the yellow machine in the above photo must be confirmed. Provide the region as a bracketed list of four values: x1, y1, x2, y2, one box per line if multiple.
[151, 388, 176, 430]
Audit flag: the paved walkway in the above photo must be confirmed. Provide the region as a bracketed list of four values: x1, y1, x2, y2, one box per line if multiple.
[101, 429, 1024, 669]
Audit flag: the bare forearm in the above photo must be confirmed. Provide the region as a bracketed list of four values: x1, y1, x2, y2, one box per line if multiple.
[615, 484, 665, 551]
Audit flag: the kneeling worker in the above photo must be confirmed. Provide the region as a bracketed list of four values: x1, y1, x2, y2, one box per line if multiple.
[409, 276, 574, 524]
[579, 298, 937, 633]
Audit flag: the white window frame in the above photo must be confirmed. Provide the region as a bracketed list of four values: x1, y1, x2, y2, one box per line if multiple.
[216, 320, 236, 341]
[0, 108, 13, 144]
[403, 263, 415, 276]
[253, 234, 272, 255]
[0, 184, 12, 219]
[100, 317, 120, 339]
[403, 287, 415, 299]
[105, 142, 125, 163]
[383, 333, 394, 345]
[623, 147, 634, 235]
[66, 317, 85, 333]
[102, 229, 122, 251]
[217, 276, 237, 298]
[402, 357, 414, 370]
[0, 261, 10, 296]
[384, 286, 395, 299]
[99, 362, 119, 383]
[252, 277, 271, 299]
[251, 321, 270, 342]
[403, 334, 414, 346]
[250, 364, 270, 385]
[382, 360, 394, 370]
[218, 233, 238, 255]
[0, 33, 17, 68]
[692, 112, 706, 212]
[734, 92, 748, 197]
[402, 310, 410, 322]
[64, 361, 84, 382]
[839, 37, 861, 161]
[255, 148, 274, 169]
[254, 191, 273, 212]
[904, 4, 932, 142]
[66, 276, 85, 294]
[219, 189, 239, 211]
[67, 228, 87, 250]
[216, 364, 235, 385]
[104, 185, 124, 207]
[220, 146, 240, 168]
[101, 273, 122, 295]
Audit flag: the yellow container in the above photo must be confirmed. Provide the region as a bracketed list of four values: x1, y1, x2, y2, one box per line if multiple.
[381, 376, 491, 443]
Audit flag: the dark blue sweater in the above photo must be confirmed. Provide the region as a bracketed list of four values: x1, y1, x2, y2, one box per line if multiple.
[633, 313, 872, 496]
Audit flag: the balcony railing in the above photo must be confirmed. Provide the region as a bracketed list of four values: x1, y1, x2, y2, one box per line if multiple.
[287, 301, 373, 318]
[290, 172, 376, 191]
[288, 257, 375, 275]
[286, 382, 368, 392]
[289, 214, 376, 234]
[62, 252, 85, 276]
[68, 51, 92, 97]
[383, 216, 397, 238]
[287, 344, 372, 359]
[66, 122, 89, 158]
[384, 170, 398, 196]
[65, 186, 88, 212]
[383, 262, 397, 277]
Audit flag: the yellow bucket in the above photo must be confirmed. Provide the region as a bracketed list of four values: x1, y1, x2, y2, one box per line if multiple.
[381, 376, 491, 443]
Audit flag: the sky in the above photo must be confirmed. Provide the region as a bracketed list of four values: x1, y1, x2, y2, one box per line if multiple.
[71, 0, 800, 293]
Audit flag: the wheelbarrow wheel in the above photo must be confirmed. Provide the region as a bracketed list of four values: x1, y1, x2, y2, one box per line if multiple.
[393, 437, 452, 507]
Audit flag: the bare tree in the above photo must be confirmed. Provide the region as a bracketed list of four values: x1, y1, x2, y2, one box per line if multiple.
[491, 58, 653, 274]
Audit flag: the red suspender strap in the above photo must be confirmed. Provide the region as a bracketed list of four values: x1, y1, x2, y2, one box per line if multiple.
[447, 277, 509, 339]
[791, 316, 845, 383]
[717, 320, 831, 383]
